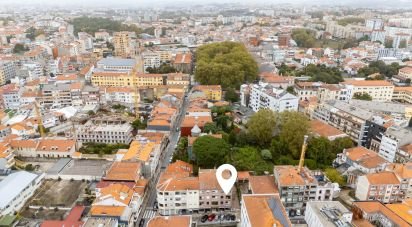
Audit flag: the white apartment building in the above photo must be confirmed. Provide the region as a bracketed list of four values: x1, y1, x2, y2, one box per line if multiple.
[101, 87, 139, 106]
[356, 172, 401, 203]
[341, 80, 394, 102]
[2, 88, 20, 110]
[157, 176, 200, 215]
[39, 83, 73, 110]
[366, 18, 384, 30]
[0, 171, 44, 216]
[248, 82, 298, 112]
[142, 52, 161, 71]
[305, 201, 352, 227]
[0, 61, 16, 85]
[77, 117, 133, 144]
[378, 126, 412, 163]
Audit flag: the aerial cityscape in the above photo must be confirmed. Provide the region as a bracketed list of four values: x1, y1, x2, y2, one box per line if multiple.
[0, 1, 412, 227]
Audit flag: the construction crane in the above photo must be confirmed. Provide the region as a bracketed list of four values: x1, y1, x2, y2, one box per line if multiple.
[297, 135, 309, 173]
[33, 101, 45, 138]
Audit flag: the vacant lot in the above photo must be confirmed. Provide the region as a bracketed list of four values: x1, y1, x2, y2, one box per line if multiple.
[31, 180, 88, 207]
[21, 180, 88, 220]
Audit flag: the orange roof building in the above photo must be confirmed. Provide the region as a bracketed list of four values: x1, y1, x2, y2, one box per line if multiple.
[104, 162, 142, 182]
[147, 216, 192, 227]
[310, 119, 348, 141]
[353, 201, 411, 227]
[241, 194, 291, 227]
[356, 172, 401, 203]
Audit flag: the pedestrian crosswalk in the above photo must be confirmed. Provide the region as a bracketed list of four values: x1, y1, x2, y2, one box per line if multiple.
[142, 210, 157, 219]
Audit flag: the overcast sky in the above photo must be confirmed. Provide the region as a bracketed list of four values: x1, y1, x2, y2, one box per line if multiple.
[1, 0, 412, 8]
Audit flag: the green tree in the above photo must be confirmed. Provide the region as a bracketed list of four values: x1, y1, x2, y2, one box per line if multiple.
[331, 137, 354, 153]
[337, 17, 364, 26]
[291, 29, 316, 48]
[261, 149, 272, 160]
[224, 88, 239, 103]
[13, 43, 28, 54]
[203, 122, 219, 134]
[325, 168, 346, 186]
[307, 137, 333, 168]
[297, 64, 343, 84]
[279, 111, 310, 159]
[247, 109, 278, 147]
[408, 117, 412, 127]
[71, 16, 143, 35]
[193, 136, 230, 168]
[353, 92, 372, 101]
[399, 40, 407, 49]
[286, 86, 296, 95]
[232, 147, 270, 174]
[131, 118, 146, 130]
[384, 39, 393, 48]
[195, 41, 258, 89]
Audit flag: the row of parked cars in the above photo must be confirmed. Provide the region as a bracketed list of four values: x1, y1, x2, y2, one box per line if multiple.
[200, 213, 236, 223]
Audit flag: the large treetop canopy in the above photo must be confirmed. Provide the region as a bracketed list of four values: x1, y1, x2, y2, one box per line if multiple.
[195, 41, 258, 89]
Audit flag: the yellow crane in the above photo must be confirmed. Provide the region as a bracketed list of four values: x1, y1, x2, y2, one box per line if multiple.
[33, 101, 45, 138]
[297, 135, 309, 173]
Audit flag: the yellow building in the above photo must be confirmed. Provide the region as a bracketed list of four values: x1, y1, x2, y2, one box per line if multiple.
[193, 85, 222, 101]
[113, 32, 136, 58]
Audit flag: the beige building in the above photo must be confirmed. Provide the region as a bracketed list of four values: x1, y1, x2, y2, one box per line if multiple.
[399, 67, 412, 79]
[113, 32, 136, 58]
[392, 86, 412, 104]
[356, 171, 401, 203]
[341, 80, 394, 102]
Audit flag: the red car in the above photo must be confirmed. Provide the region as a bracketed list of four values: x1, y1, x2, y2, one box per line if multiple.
[208, 213, 216, 221]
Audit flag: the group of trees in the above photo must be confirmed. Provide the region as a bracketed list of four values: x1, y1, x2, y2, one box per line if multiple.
[79, 142, 129, 155]
[353, 92, 373, 101]
[71, 17, 143, 36]
[13, 43, 29, 54]
[195, 41, 258, 89]
[146, 63, 177, 74]
[131, 118, 147, 131]
[190, 108, 354, 176]
[298, 64, 344, 84]
[337, 17, 365, 26]
[25, 27, 45, 40]
[357, 60, 401, 78]
[292, 29, 316, 48]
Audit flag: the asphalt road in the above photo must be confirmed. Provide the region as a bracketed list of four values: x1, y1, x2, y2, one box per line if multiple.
[134, 93, 190, 226]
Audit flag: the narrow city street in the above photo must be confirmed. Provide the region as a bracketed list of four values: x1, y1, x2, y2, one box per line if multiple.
[135, 92, 190, 226]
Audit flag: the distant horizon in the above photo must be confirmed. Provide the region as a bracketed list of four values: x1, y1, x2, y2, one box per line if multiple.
[0, 0, 411, 9]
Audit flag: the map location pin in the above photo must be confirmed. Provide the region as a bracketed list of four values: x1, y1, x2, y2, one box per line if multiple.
[216, 164, 237, 195]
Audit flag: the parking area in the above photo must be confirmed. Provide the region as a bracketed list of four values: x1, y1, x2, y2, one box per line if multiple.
[196, 213, 238, 226]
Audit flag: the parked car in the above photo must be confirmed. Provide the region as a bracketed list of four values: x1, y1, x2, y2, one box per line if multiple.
[224, 214, 231, 221]
[201, 215, 208, 223]
[208, 213, 216, 221]
[230, 214, 236, 221]
[139, 219, 145, 227]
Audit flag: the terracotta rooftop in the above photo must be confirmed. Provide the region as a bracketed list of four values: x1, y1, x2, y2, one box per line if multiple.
[310, 120, 347, 138]
[104, 162, 141, 182]
[249, 175, 278, 194]
[366, 172, 400, 185]
[353, 201, 410, 227]
[147, 216, 191, 227]
[243, 195, 291, 227]
[341, 80, 393, 87]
